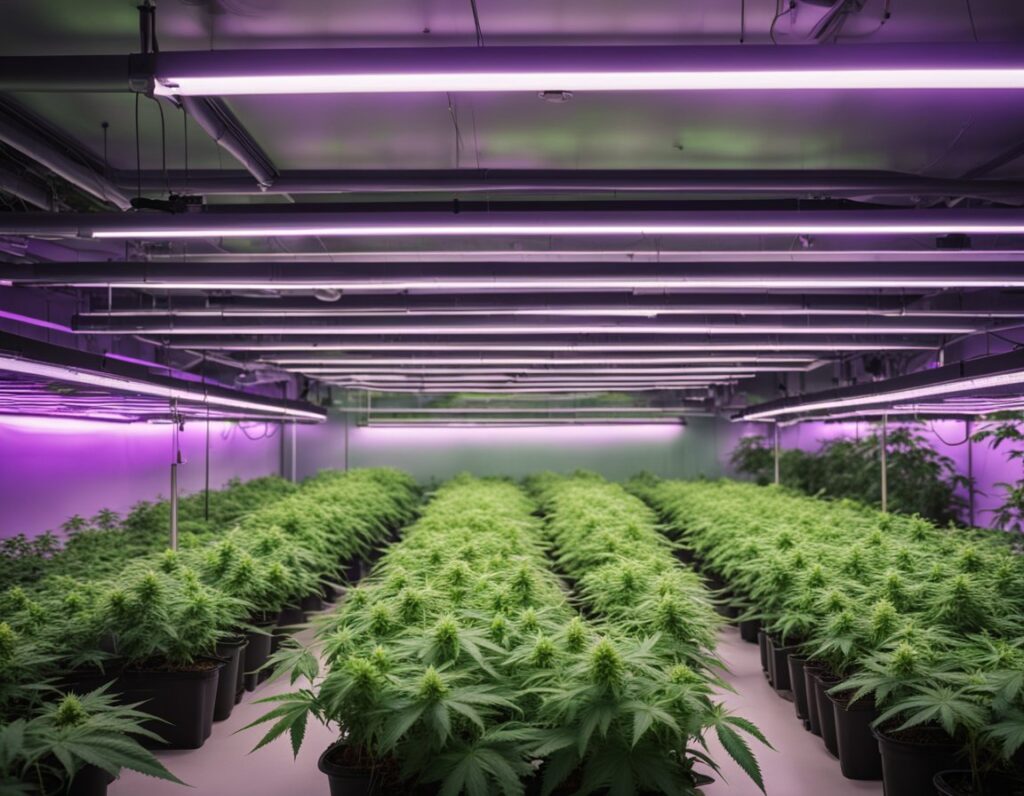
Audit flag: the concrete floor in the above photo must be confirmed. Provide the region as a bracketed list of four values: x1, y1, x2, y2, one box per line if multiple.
[112, 622, 884, 796]
[701, 627, 883, 796]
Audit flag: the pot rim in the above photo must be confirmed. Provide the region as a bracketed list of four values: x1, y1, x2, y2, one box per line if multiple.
[873, 724, 961, 750]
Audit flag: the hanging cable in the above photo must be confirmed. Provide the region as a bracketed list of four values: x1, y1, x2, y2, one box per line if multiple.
[469, 0, 484, 46]
[965, 0, 979, 42]
[928, 420, 972, 446]
[740, 0, 746, 43]
[769, 1, 796, 44]
[134, 93, 141, 199]
[150, 96, 170, 196]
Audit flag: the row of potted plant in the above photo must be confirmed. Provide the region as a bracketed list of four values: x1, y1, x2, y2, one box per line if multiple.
[252, 474, 772, 795]
[636, 478, 1024, 796]
[249, 475, 583, 795]
[0, 468, 419, 795]
[0, 475, 300, 588]
[527, 472, 770, 793]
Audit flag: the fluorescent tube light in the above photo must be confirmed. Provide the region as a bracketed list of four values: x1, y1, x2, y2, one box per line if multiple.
[265, 356, 817, 366]
[743, 372, 1024, 420]
[0, 354, 326, 421]
[148, 45, 1024, 97]
[94, 322, 966, 336]
[88, 219, 1024, 240]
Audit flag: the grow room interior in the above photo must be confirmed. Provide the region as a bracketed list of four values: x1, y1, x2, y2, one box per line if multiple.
[3, 1, 1024, 795]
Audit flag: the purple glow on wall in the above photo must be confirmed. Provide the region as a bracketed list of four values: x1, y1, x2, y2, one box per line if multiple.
[777, 418, 1020, 529]
[0, 416, 282, 538]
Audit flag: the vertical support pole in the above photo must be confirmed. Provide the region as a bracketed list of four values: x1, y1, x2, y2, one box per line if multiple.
[169, 461, 179, 550]
[966, 418, 975, 527]
[773, 423, 781, 485]
[344, 405, 350, 472]
[880, 414, 889, 513]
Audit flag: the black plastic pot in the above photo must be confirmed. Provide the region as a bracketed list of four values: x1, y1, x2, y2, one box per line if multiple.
[803, 665, 824, 737]
[811, 671, 841, 756]
[321, 582, 340, 603]
[40, 764, 115, 796]
[674, 547, 696, 565]
[934, 770, 1024, 795]
[213, 637, 248, 722]
[342, 557, 362, 584]
[243, 621, 274, 692]
[828, 692, 882, 780]
[757, 629, 770, 681]
[57, 663, 122, 697]
[738, 618, 760, 644]
[119, 658, 224, 750]
[318, 742, 375, 796]
[300, 593, 324, 613]
[873, 725, 960, 796]
[769, 638, 794, 692]
[269, 604, 308, 663]
[787, 654, 810, 721]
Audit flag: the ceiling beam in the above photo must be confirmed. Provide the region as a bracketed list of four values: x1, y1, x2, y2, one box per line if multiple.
[11, 261, 1024, 291]
[68, 312, 980, 336]
[109, 168, 1024, 200]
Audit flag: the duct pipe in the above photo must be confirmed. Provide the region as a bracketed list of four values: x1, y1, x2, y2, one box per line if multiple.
[0, 116, 132, 210]
[0, 165, 53, 210]
[10, 260, 1024, 290]
[177, 97, 277, 190]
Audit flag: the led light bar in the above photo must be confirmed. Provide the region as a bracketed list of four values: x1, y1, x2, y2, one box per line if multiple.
[290, 365, 804, 375]
[0, 333, 326, 422]
[147, 44, 1024, 97]
[736, 349, 1024, 421]
[361, 419, 690, 428]
[228, 342, 930, 355]
[266, 357, 817, 367]
[366, 406, 704, 415]
[333, 385, 719, 394]
[85, 322, 967, 336]
[364, 420, 692, 426]
[0, 355, 326, 421]
[80, 210, 1024, 240]
[141, 249, 1024, 264]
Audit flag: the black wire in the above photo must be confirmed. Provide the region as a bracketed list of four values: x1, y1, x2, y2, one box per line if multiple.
[134, 93, 141, 199]
[770, 1, 795, 44]
[740, 0, 746, 43]
[469, 0, 484, 46]
[182, 107, 189, 194]
[151, 97, 169, 196]
[446, 92, 465, 169]
[965, 0, 979, 42]
[928, 421, 972, 446]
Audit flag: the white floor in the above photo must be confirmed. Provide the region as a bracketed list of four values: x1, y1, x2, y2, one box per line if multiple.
[701, 627, 883, 796]
[112, 622, 885, 796]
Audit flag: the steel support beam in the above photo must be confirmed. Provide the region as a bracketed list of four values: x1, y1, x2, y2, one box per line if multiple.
[109, 167, 1024, 200]
[10, 261, 1024, 291]
[68, 311, 980, 336]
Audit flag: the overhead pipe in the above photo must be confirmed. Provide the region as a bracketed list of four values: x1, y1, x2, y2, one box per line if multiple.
[176, 97, 278, 190]
[80, 292, 918, 315]
[109, 168, 1024, 200]
[0, 106, 132, 210]
[68, 312, 980, 335]
[0, 165, 54, 210]
[10, 260, 1024, 290]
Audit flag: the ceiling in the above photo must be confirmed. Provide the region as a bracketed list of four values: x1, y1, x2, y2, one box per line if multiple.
[2, 0, 1024, 422]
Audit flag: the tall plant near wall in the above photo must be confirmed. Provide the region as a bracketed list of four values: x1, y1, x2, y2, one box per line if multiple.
[730, 424, 967, 525]
[971, 413, 1024, 533]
